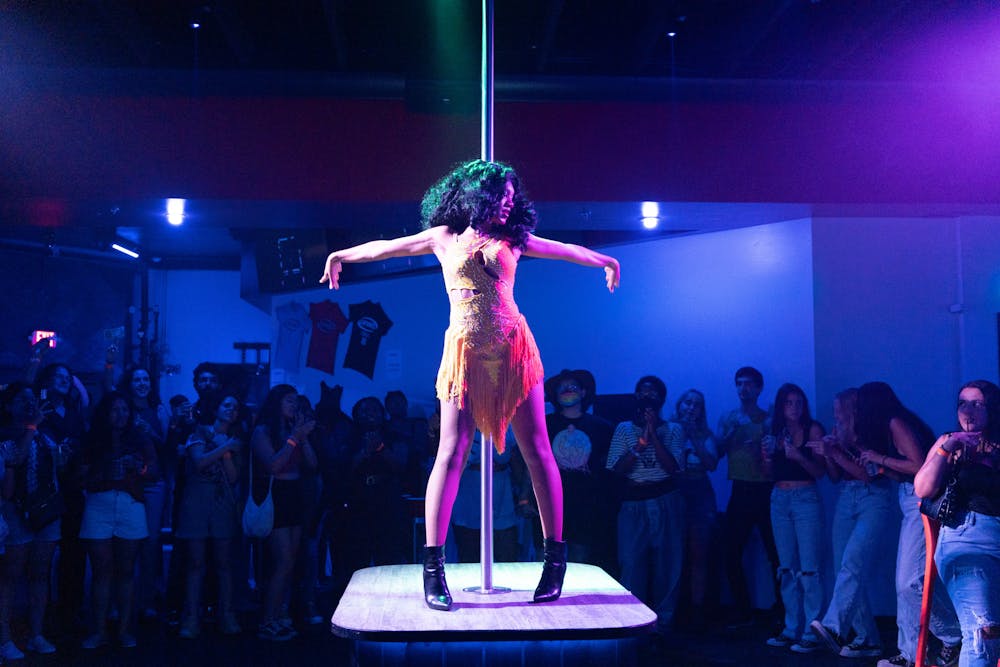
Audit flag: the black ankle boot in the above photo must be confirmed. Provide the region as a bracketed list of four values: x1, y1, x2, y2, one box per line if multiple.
[533, 538, 567, 603]
[422, 545, 453, 611]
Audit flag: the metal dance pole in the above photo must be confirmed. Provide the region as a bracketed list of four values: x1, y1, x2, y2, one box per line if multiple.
[466, 0, 507, 596]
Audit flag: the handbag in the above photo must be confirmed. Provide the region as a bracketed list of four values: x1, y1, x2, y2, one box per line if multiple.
[20, 444, 66, 532]
[919, 466, 963, 529]
[242, 451, 274, 538]
[22, 486, 66, 532]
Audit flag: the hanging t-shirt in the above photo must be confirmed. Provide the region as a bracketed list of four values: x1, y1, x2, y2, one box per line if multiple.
[343, 300, 393, 379]
[274, 301, 310, 372]
[306, 300, 349, 375]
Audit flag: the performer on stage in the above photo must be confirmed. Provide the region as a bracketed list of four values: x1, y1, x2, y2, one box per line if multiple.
[321, 159, 620, 610]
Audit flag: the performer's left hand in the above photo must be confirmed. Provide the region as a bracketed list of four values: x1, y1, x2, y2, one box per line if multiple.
[320, 253, 343, 290]
[604, 259, 620, 293]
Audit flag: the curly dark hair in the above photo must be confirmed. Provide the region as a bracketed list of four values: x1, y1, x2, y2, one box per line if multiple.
[420, 159, 537, 250]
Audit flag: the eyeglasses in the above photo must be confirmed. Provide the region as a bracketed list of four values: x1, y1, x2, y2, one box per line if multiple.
[958, 399, 987, 410]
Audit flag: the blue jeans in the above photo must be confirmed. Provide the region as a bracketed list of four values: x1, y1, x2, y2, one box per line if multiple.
[896, 482, 961, 661]
[617, 490, 685, 630]
[771, 484, 823, 642]
[821, 479, 895, 647]
[936, 511, 1000, 667]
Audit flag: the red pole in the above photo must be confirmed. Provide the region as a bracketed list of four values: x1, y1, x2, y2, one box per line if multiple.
[915, 512, 941, 667]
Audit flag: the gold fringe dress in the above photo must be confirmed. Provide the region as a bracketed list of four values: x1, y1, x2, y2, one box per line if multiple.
[435, 233, 544, 453]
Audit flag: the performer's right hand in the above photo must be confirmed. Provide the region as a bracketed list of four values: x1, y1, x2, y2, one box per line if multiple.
[320, 252, 343, 289]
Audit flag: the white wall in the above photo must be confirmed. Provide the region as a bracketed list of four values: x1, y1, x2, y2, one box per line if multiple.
[812, 216, 1000, 434]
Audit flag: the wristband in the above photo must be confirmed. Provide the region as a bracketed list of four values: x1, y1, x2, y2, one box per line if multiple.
[936, 447, 951, 458]
[23, 424, 37, 431]
[286, 437, 298, 448]
[374, 443, 385, 453]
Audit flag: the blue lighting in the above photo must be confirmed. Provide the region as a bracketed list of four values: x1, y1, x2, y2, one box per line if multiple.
[166, 198, 186, 226]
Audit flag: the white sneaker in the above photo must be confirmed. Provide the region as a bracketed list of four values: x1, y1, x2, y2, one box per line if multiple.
[0, 639, 25, 660]
[26, 634, 57, 654]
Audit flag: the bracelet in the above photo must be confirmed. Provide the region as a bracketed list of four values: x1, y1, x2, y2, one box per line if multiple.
[23, 424, 37, 431]
[286, 437, 298, 448]
[374, 443, 385, 453]
[936, 447, 951, 458]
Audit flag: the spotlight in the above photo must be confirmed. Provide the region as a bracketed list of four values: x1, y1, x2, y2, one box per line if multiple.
[191, 22, 201, 29]
[166, 198, 186, 226]
[641, 201, 660, 218]
[667, 32, 677, 38]
[642, 217, 659, 230]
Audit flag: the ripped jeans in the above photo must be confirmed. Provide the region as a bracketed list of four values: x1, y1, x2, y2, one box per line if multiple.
[771, 484, 823, 641]
[936, 511, 1000, 667]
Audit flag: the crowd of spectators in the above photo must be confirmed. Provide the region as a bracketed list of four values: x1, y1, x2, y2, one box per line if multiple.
[0, 357, 997, 667]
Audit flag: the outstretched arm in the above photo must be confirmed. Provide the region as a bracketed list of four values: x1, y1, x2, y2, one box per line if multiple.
[522, 234, 621, 293]
[320, 228, 440, 289]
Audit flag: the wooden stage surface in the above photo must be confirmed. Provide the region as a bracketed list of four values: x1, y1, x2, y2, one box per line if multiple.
[331, 562, 657, 642]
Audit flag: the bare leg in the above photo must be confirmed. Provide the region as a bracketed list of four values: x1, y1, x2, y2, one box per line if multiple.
[184, 539, 207, 620]
[423, 399, 476, 547]
[86, 539, 113, 638]
[113, 538, 141, 638]
[510, 382, 563, 542]
[0, 544, 27, 643]
[28, 541, 57, 638]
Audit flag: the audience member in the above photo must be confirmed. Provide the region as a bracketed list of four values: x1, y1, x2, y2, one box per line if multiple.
[293, 394, 325, 625]
[670, 388, 719, 628]
[384, 390, 430, 496]
[606, 376, 685, 634]
[250, 384, 317, 642]
[79, 391, 159, 650]
[0, 383, 64, 659]
[346, 397, 409, 569]
[762, 383, 826, 653]
[809, 388, 895, 659]
[175, 395, 244, 639]
[716, 366, 780, 626]
[544, 369, 616, 574]
[33, 363, 88, 632]
[191, 363, 223, 424]
[915, 380, 1000, 667]
[846, 382, 961, 667]
[118, 366, 170, 619]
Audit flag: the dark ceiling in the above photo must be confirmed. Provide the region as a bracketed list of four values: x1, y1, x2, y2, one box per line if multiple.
[2, 1, 997, 269]
[3, 1, 992, 83]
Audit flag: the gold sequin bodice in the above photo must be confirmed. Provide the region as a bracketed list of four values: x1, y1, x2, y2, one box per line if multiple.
[441, 233, 520, 346]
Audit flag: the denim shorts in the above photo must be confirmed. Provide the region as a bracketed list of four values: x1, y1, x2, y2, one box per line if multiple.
[79, 490, 149, 540]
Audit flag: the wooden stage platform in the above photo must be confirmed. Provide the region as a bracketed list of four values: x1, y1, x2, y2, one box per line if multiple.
[331, 562, 656, 666]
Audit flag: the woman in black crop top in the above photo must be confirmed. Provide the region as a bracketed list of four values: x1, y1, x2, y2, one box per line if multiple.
[915, 380, 1000, 667]
[761, 383, 826, 653]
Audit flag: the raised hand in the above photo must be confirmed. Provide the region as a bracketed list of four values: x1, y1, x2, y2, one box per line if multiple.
[319, 253, 343, 290]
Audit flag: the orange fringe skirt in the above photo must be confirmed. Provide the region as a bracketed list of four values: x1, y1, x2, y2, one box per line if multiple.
[435, 315, 544, 453]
